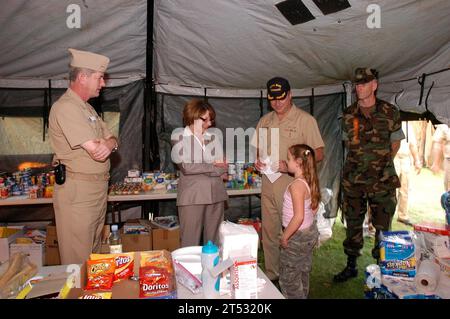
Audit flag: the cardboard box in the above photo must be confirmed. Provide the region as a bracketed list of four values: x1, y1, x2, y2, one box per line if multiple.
[10, 242, 45, 268]
[66, 250, 177, 299]
[0, 226, 25, 263]
[45, 224, 61, 266]
[99, 223, 153, 253]
[127, 218, 180, 251]
[152, 227, 180, 252]
[230, 257, 258, 299]
[122, 232, 153, 253]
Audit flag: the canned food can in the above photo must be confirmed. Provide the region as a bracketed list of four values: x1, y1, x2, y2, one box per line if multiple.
[49, 174, 55, 186]
[0, 186, 9, 199]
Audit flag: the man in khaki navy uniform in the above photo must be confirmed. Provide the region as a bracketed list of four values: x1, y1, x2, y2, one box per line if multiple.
[49, 48, 118, 265]
[394, 121, 422, 226]
[431, 124, 450, 191]
[253, 77, 325, 283]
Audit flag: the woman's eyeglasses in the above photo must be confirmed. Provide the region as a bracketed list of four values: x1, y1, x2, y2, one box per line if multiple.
[199, 117, 214, 124]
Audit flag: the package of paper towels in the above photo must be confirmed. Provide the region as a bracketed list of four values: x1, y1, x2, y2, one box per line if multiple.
[218, 221, 259, 296]
[415, 259, 441, 294]
[219, 221, 259, 260]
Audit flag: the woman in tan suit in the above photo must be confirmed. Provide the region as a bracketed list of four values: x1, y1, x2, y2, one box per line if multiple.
[173, 99, 228, 247]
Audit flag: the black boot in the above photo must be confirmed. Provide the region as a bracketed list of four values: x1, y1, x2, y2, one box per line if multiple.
[333, 256, 358, 283]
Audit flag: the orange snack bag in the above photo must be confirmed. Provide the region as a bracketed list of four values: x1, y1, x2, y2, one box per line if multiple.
[85, 258, 116, 290]
[90, 253, 135, 282]
[140, 251, 172, 270]
[139, 251, 176, 298]
[79, 292, 112, 299]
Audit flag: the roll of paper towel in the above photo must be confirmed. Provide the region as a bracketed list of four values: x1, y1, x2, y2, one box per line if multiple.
[415, 259, 441, 294]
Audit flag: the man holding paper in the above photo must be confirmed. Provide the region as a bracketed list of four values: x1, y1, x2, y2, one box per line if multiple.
[252, 77, 324, 283]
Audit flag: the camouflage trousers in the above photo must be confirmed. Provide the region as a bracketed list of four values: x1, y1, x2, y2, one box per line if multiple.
[342, 187, 397, 260]
[279, 221, 319, 299]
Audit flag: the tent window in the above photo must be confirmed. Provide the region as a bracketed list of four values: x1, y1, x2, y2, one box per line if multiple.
[275, 0, 315, 25]
[0, 113, 119, 156]
[312, 0, 351, 15]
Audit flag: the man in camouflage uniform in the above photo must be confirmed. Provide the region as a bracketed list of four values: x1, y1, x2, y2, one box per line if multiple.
[334, 68, 404, 282]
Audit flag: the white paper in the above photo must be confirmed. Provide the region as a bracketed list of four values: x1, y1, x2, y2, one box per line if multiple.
[260, 157, 282, 183]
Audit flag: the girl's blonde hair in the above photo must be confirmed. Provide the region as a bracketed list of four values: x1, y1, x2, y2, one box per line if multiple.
[288, 144, 321, 210]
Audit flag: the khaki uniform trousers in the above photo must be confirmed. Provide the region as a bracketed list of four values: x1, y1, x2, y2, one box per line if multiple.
[178, 202, 225, 247]
[261, 173, 293, 281]
[445, 158, 450, 191]
[53, 177, 108, 264]
[394, 155, 411, 221]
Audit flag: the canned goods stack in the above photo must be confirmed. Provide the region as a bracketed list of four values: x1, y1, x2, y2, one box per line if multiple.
[0, 168, 55, 199]
[225, 163, 261, 189]
[235, 162, 244, 181]
[21, 169, 32, 196]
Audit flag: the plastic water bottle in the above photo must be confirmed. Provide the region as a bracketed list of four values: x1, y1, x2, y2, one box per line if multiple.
[109, 224, 122, 253]
[201, 240, 220, 299]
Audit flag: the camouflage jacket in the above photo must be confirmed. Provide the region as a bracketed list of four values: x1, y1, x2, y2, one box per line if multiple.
[342, 98, 401, 192]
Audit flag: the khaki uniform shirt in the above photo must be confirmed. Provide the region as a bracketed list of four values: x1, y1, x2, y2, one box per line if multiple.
[433, 124, 450, 159]
[253, 104, 325, 163]
[49, 88, 112, 174]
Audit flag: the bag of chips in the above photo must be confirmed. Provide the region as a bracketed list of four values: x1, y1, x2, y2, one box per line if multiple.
[85, 258, 116, 290]
[90, 253, 134, 282]
[139, 251, 176, 299]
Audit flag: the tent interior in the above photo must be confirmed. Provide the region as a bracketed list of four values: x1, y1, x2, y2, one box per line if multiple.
[0, 0, 449, 223]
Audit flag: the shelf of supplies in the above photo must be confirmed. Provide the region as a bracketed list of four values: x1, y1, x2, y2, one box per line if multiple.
[0, 188, 261, 206]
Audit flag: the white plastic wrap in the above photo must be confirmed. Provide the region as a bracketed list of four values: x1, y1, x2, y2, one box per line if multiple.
[316, 188, 335, 246]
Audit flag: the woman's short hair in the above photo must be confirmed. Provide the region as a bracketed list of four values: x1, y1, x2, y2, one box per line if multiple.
[183, 98, 216, 126]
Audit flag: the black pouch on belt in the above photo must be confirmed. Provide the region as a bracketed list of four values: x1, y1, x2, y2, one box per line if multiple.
[54, 160, 66, 185]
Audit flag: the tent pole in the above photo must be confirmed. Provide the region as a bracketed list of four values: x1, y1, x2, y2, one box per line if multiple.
[143, 0, 159, 218]
[43, 88, 48, 142]
[143, 0, 159, 172]
[259, 90, 263, 118]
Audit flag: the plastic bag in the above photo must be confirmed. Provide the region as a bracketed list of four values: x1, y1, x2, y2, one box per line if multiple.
[316, 188, 335, 246]
[0, 252, 38, 299]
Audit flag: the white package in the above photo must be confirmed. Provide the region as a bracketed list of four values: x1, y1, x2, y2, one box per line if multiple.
[218, 221, 259, 295]
[230, 257, 258, 299]
[219, 221, 258, 260]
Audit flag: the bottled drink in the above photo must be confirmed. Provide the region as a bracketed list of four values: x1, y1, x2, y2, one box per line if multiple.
[201, 240, 220, 299]
[109, 224, 122, 253]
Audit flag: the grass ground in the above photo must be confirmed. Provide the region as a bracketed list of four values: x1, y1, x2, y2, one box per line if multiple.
[258, 168, 446, 298]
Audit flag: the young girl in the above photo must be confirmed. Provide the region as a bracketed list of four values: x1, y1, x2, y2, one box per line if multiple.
[279, 144, 320, 299]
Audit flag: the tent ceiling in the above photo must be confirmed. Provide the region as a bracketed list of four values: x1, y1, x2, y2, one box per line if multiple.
[0, 0, 146, 87]
[154, 0, 450, 93]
